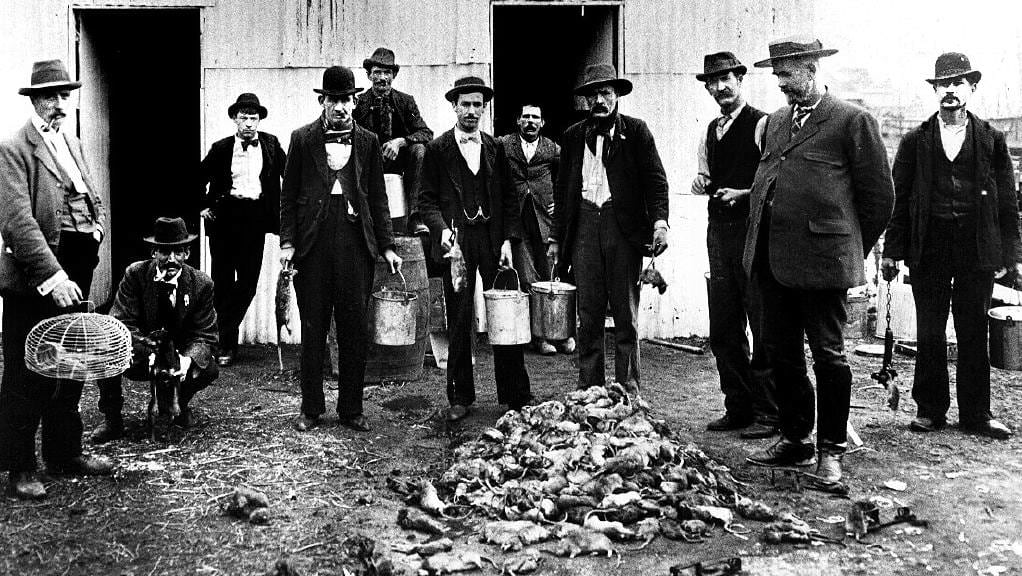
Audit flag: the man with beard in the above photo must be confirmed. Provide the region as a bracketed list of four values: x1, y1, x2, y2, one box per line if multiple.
[280, 65, 402, 433]
[691, 52, 778, 439]
[881, 53, 1019, 440]
[547, 63, 669, 392]
[354, 47, 433, 236]
[743, 37, 894, 483]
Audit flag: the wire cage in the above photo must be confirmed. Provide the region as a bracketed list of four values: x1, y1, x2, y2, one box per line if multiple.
[25, 312, 132, 381]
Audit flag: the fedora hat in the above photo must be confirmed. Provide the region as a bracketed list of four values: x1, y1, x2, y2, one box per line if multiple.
[754, 35, 838, 68]
[144, 217, 198, 247]
[313, 66, 364, 97]
[227, 93, 268, 119]
[18, 59, 81, 96]
[696, 52, 748, 82]
[926, 52, 982, 84]
[574, 63, 633, 96]
[363, 47, 400, 75]
[445, 76, 494, 103]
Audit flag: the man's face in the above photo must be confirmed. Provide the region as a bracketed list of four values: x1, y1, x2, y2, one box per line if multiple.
[368, 66, 395, 96]
[321, 93, 355, 129]
[32, 89, 73, 130]
[454, 92, 486, 132]
[772, 59, 815, 105]
[585, 85, 618, 119]
[704, 71, 742, 111]
[517, 105, 544, 141]
[233, 111, 261, 141]
[933, 76, 975, 111]
[153, 247, 190, 276]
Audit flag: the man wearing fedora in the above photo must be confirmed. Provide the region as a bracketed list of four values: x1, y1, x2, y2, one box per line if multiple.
[92, 217, 219, 442]
[418, 76, 530, 422]
[881, 53, 1020, 440]
[198, 93, 286, 368]
[280, 65, 402, 433]
[0, 59, 112, 499]
[692, 52, 778, 439]
[743, 37, 894, 483]
[354, 47, 433, 237]
[547, 63, 669, 392]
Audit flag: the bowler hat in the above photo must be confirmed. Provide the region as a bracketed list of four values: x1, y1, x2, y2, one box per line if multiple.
[227, 93, 268, 119]
[753, 35, 838, 68]
[363, 47, 400, 75]
[445, 76, 494, 103]
[313, 66, 364, 97]
[18, 59, 81, 96]
[696, 52, 748, 82]
[144, 217, 198, 247]
[926, 52, 982, 84]
[574, 63, 633, 96]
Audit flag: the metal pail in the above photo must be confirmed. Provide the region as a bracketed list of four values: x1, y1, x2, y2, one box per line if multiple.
[484, 268, 531, 345]
[989, 306, 1022, 370]
[384, 174, 406, 218]
[371, 271, 417, 346]
[530, 279, 577, 340]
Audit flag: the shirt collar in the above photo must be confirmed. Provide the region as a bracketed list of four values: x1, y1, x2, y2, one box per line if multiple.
[454, 126, 482, 143]
[721, 102, 746, 120]
[154, 265, 182, 284]
[939, 115, 969, 132]
[32, 113, 59, 137]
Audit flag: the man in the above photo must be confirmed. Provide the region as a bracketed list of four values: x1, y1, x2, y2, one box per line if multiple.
[198, 93, 286, 367]
[354, 47, 433, 236]
[91, 217, 219, 443]
[743, 37, 894, 483]
[0, 59, 112, 499]
[547, 63, 669, 392]
[881, 52, 1019, 440]
[498, 103, 574, 356]
[280, 65, 401, 433]
[691, 52, 778, 439]
[419, 76, 530, 421]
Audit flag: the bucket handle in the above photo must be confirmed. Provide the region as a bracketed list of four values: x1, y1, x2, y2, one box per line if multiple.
[383, 270, 412, 304]
[546, 263, 561, 298]
[494, 267, 521, 292]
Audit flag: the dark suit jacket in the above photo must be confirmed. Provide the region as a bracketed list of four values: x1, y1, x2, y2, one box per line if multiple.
[743, 94, 895, 289]
[280, 119, 394, 262]
[353, 88, 433, 144]
[551, 114, 669, 270]
[883, 112, 1021, 271]
[498, 133, 560, 243]
[0, 120, 106, 295]
[198, 131, 286, 234]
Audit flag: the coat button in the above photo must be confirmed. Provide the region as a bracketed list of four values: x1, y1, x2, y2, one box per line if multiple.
[780, 155, 786, 161]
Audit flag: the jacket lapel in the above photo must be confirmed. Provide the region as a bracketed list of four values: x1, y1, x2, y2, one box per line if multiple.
[970, 112, 994, 185]
[174, 267, 191, 331]
[783, 94, 830, 154]
[26, 123, 63, 182]
[308, 121, 331, 187]
[506, 134, 527, 167]
[442, 131, 465, 203]
[604, 115, 626, 163]
[258, 132, 271, 178]
[143, 261, 160, 330]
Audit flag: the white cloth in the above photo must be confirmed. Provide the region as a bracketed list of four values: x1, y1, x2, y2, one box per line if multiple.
[326, 142, 352, 173]
[230, 136, 263, 200]
[32, 114, 90, 196]
[581, 130, 611, 207]
[521, 137, 538, 162]
[939, 117, 968, 161]
[153, 266, 181, 307]
[455, 127, 481, 174]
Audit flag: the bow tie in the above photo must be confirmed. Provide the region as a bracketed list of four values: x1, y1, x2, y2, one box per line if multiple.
[459, 134, 480, 144]
[241, 139, 259, 151]
[324, 130, 352, 145]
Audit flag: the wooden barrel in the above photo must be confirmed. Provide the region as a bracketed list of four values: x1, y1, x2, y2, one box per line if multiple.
[365, 236, 430, 382]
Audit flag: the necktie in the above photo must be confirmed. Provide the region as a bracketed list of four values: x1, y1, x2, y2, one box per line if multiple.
[716, 114, 731, 139]
[325, 130, 352, 145]
[791, 106, 811, 134]
[241, 139, 259, 151]
[459, 134, 479, 144]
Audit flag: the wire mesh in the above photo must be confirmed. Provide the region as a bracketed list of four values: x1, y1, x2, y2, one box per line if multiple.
[25, 312, 132, 381]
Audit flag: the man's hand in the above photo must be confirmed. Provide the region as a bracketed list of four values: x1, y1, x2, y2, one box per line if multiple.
[92, 226, 104, 244]
[172, 354, 192, 378]
[381, 137, 406, 162]
[50, 279, 82, 309]
[500, 240, 513, 268]
[200, 207, 215, 222]
[440, 228, 456, 254]
[691, 173, 711, 195]
[716, 187, 749, 205]
[383, 248, 403, 274]
[880, 257, 899, 282]
[279, 245, 295, 266]
[546, 242, 559, 270]
[652, 227, 669, 256]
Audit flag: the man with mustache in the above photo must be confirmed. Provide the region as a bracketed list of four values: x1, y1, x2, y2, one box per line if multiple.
[280, 65, 402, 433]
[354, 48, 433, 236]
[743, 37, 894, 483]
[691, 52, 778, 439]
[547, 64, 669, 392]
[881, 53, 1020, 440]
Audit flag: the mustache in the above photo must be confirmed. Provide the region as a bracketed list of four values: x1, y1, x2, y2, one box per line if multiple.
[591, 105, 609, 113]
[942, 95, 959, 103]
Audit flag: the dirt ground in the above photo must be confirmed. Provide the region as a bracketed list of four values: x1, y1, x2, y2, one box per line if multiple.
[1, 332, 1021, 576]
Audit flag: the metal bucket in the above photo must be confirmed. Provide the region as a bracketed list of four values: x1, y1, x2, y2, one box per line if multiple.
[530, 279, 577, 340]
[989, 305, 1022, 370]
[484, 268, 531, 345]
[371, 270, 417, 346]
[384, 174, 406, 218]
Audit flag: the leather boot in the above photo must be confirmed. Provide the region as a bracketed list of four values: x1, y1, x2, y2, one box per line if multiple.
[90, 415, 124, 444]
[815, 450, 843, 483]
[8, 471, 46, 500]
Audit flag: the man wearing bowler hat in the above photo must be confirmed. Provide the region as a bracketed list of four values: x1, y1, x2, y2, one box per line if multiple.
[743, 37, 894, 483]
[546, 63, 669, 392]
[0, 59, 111, 499]
[280, 65, 402, 433]
[881, 53, 1020, 440]
[197, 93, 286, 368]
[692, 52, 778, 439]
[418, 76, 531, 422]
[354, 47, 433, 236]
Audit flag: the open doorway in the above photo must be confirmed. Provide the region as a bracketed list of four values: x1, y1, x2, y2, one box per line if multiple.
[492, 3, 619, 141]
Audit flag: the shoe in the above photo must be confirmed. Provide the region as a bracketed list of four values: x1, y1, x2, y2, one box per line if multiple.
[961, 418, 1013, 440]
[339, 414, 370, 432]
[909, 416, 946, 433]
[446, 404, 470, 422]
[557, 337, 576, 354]
[747, 438, 817, 467]
[90, 416, 124, 444]
[740, 422, 780, 439]
[294, 414, 319, 432]
[509, 396, 537, 411]
[172, 408, 195, 428]
[7, 471, 46, 500]
[47, 455, 114, 476]
[706, 413, 753, 431]
[537, 341, 557, 356]
[814, 451, 843, 483]
[216, 352, 234, 367]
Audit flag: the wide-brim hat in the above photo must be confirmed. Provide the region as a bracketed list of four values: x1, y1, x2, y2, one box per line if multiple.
[18, 59, 81, 96]
[144, 217, 198, 247]
[754, 35, 838, 68]
[445, 76, 494, 102]
[363, 47, 400, 75]
[925, 52, 982, 84]
[313, 66, 364, 97]
[573, 63, 633, 96]
[696, 51, 748, 82]
[227, 92, 268, 119]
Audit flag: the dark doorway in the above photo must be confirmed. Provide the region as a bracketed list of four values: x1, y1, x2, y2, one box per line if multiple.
[492, 4, 619, 142]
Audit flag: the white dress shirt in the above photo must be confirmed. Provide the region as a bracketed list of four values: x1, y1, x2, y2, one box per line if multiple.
[582, 126, 613, 207]
[32, 114, 90, 196]
[230, 136, 263, 200]
[939, 117, 968, 161]
[696, 103, 762, 178]
[454, 127, 482, 175]
[521, 137, 538, 162]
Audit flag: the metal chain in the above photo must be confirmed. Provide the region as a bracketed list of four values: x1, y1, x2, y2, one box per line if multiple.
[884, 280, 893, 330]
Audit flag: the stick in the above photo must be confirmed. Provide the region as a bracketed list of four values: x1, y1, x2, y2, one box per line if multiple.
[846, 421, 863, 447]
[277, 345, 284, 372]
[646, 338, 704, 354]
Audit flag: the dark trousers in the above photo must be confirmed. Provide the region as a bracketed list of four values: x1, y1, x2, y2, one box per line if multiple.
[294, 196, 373, 418]
[443, 223, 530, 407]
[385, 143, 426, 220]
[210, 198, 266, 352]
[573, 201, 641, 389]
[512, 201, 551, 291]
[707, 219, 777, 424]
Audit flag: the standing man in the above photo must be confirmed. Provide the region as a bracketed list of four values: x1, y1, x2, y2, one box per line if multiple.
[354, 47, 433, 236]
[547, 63, 669, 392]
[280, 65, 402, 433]
[419, 76, 530, 421]
[198, 93, 286, 367]
[498, 103, 574, 356]
[0, 59, 113, 499]
[881, 53, 1019, 440]
[743, 37, 894, 483]
[692, 52, 778, 439]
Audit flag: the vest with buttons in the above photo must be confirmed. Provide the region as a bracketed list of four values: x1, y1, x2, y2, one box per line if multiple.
[930, 120, 977, 221]
[706, 104, 765, 222]
[456, 151, 490, 220]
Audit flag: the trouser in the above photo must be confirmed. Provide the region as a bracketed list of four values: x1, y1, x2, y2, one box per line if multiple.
[573, 201, 641, 389]
[385, 143, 426, 226]
[511, 201, 551, 291]
[210, 198, 266, 352]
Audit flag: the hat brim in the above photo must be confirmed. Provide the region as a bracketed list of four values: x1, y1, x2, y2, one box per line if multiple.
[696, 65, 748, 82]
[19, 81, 82, 96]
[227, 103, 268, 119]
[363, 59, 400, 75]
[753, 48, 838, 68]
[445, 85, 494, 103]
[926, 70, 982, 84]
[314, 87, 365, 97]
[144, 234, 198, 247]
[573, 78, 633, 97]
